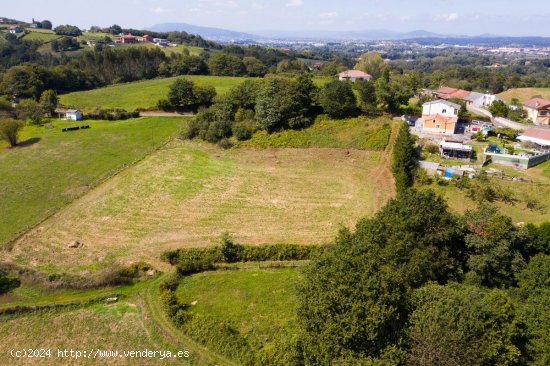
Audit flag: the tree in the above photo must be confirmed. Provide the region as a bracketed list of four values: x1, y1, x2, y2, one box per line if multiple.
[255, 76, 314, 132]
[464, 206, 529, 287]
[167, 78, 216, 111]
[109, 24, 123, 35]
[489, 100, 509, 118]
[16, 99, 45, 125]
[448, 98, 469, 121]
[0, 118, 24, 147]
[408, 283, 525, 366]
[318, 80, 357, 118]
[526, 222, 550, 255]
[242, 56, 267, 77]
[391, 122, 417, 193]
[53, 24, 82, 37]
[208, 54, 245, 76]
[357, 79, 378, 114]
[298, 190, 465, 364]
[39, 89, 58, 116]
[41, 20, 52, 30]
[355, 53, 387, 79]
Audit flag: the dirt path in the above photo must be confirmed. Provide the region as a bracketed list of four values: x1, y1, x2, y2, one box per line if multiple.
[369, 122, 399, 210]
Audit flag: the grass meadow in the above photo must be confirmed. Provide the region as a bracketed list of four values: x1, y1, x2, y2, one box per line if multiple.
[176, 267, 301, 364]
[22, 29, 62, 43]
[8, 136, 394, 274]
[497, 87, 550, 103]
[59, 75, 252, 111]
[241, 116, 392, 150]
[0, 117, 183, 246]
[0, 299, 184, 365]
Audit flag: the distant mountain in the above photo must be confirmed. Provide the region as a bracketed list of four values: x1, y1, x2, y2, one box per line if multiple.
[149, 23, 261, 41]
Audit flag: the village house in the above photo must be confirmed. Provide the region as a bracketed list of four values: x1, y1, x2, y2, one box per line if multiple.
[119, 34, 137, 44]
[66, 109, 83, 121]
[523, 98, 550, 125]
[337, 70, 372, 83]
[435, 86, 458, 100]
[464, 92, 502, 108]
[419, 100, 460, 135]
[142, 34, 154, 42]
[518, 128, 550, 152]
[7, 25, 22, 34]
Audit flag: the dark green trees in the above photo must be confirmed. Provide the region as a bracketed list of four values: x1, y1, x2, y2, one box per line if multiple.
[391, 122, 417, 193]
[298, 190, 464, 365]
[408, 283, 524, 366]
[166, 78, 216, 111]
[318, 80, 357, 118]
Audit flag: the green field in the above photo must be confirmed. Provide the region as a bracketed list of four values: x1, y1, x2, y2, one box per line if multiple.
[59, 76, 251, 112]
[241, 116, 392, 150]
[0, 117, 183, 246]
[8, 135, 393, 274]
[21, 28, 61, 43]
[176, 267, 301, 364]
[498, 88, 550, 103]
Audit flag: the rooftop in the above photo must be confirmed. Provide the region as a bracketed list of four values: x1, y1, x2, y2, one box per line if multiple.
[519, 128, 550, 143]
[338, 70, 372, 78]
[524, 98, 550, 110]
[423, 99, 462, 110]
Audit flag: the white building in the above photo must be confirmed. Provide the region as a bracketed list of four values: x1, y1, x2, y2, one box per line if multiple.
[337, 70, 372, 83]
[66, 109, 83, 121]
[464, 92, 502, 108]
[422, 100, 460, 117]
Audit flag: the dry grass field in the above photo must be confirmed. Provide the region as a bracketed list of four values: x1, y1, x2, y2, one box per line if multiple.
[8, 140, 394, 274]
[0, 301, 182, 365]
[497, 87, 550, 103]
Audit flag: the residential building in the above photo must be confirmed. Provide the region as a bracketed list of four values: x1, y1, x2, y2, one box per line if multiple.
[464, 92, 502, 108]
[518, 128, 550, 151]
[419, 100, 460, 135]
[337, 70, 372, 82]
[435, 86, 458, 100]
[66, 109, 83, 121]
[119, 34, 137, 44]
[7, 25, 22, 34]
[422, 100, 460, 117]
[142, 34, 154, 42]
[523, 98, 550, 125]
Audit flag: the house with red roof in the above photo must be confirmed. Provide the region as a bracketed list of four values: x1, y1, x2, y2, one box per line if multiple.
[338, 70, 372, 82]
[436, 86, 458, 100]
[523, 98, 550, 126]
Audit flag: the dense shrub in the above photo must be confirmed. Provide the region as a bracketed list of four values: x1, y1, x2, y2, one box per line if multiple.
[86, 108, 139, 120]
[0, 270, 20, 294]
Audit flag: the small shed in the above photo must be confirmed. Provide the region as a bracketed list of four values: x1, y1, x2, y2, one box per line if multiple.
[66, 109, 83, 121]
[439, 141, 473, 159]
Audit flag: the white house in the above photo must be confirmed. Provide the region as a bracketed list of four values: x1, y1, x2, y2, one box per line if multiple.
[66, 109, 83, 121]
[337, 70, 372, 82]
[464, 92, 502, 108]
[518, 128, 550, 151]
[421, 100, 460, 117]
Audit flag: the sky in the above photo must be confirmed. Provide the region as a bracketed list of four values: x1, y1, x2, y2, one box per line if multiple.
[2, 0, 550, 37]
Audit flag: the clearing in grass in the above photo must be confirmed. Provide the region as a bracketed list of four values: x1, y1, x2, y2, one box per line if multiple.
[0, 117, 183, 246]
[59, 75, 251, 112]
[8, 138, 394, 274]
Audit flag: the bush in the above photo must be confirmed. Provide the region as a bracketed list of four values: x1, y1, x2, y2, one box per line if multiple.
[220, 233, 244, 262]
[0, 270, 20, 294]
[217, 137, 233, 150]
[232, 120, 255, 141]
[86, 108, 139, 120]
[0, 118, 24, 147]
[423, 143, 439, 154]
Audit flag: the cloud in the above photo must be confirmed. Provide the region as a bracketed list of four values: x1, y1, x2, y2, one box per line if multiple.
[286, 0, 303, 7]
[436, 12, 459, 21]
[319, 12, 338, 19]
[150, 6, 169, 14]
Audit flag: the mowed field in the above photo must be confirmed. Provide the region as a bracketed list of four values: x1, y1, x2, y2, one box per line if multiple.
[498, 87, 550, 103]
[59, 76, 251, 112]
[8, 137, 394, 274]
[0, 117, 183, 246]
[0, 300, 184, 365]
